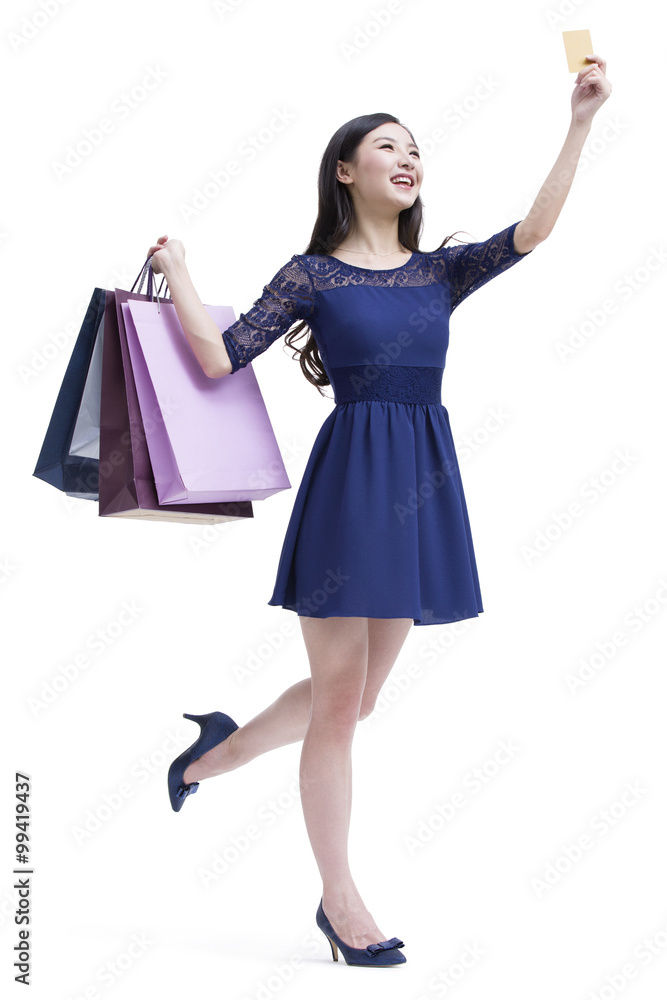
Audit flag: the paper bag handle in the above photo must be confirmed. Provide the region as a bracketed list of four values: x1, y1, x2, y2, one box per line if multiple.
[131, 257, 170, 313]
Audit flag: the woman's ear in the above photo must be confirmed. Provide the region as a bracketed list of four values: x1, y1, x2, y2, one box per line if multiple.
[336, 160, 352, 184]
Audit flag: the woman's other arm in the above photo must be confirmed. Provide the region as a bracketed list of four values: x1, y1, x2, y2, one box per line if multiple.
[514, 53, 612, 254]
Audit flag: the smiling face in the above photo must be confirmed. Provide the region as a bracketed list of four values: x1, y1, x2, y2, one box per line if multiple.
[336, 122, 423, 212]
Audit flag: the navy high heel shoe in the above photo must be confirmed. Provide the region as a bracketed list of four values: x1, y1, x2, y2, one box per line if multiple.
[316, 899, 406, 966]
[167, 711, 239, 812]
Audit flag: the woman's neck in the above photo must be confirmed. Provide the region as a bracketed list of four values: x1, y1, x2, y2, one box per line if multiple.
[335, 215, 404, 256]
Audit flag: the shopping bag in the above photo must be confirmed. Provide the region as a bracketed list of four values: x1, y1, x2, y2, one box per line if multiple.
[33, 259, 253, 525]
[100, 281, 253, 524]
[33, 288, 105, 499]
[121, 296, 291, 503]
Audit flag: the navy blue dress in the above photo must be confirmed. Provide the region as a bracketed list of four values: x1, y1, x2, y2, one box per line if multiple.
[222, 221, 533, 626]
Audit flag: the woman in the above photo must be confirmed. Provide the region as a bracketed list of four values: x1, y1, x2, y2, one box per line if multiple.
[152, 55, 610, 967]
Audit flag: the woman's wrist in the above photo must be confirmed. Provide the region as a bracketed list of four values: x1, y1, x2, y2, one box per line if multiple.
[159, 253, 189, 284]
[569, 114, 593, 134]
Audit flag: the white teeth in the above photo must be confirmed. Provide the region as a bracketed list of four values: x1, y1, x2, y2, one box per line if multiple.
[391, 176, 412, 186]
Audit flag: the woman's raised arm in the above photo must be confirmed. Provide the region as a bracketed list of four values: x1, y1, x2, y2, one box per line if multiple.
[513, 53, 611, 253]
[147, 235, 232, 378]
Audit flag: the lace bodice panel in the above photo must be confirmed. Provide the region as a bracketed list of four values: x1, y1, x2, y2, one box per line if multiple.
[221, 221, 532, 374]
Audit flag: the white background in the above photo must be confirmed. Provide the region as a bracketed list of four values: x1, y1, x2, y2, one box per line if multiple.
[3, 1, 666, 998]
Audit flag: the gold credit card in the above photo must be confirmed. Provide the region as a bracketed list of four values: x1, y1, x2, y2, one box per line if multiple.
[562, 29, 594, 72]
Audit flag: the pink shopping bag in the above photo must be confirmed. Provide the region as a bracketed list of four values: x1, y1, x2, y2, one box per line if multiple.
[121, 299, 291, 503]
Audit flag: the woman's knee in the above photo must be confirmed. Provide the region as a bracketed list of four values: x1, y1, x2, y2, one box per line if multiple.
[310, 686, 364, 733]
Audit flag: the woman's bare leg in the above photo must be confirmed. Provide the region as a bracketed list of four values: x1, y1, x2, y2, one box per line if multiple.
[359, 616, 414, 717]
[298, 615, 377, 945]
[184, 615, 413, 946]
[183, 677, 312, 783]
[183, 616, 413, 797]
[299, 615, 413, 950]
[341, 616, 414, 834]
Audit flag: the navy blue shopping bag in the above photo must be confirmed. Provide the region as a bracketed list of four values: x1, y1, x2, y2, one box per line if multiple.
[33, 261, 162, 500]
[33, 288, 105, 499]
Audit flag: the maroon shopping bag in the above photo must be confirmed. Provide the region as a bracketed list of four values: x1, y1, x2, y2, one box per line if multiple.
[98, 279, 253, 525]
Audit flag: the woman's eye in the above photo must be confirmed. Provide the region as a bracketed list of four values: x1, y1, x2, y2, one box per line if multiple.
[381, 143, 420, 158]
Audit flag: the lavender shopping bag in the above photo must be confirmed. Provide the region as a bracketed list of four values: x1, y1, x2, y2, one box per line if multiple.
[121, 298, 291, 504]
[99, 286, 253, 524]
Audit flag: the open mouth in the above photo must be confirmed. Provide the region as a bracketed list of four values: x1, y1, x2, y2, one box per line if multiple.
[390, 175, 414, 188]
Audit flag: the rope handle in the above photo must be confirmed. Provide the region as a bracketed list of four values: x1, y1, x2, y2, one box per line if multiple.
[130, 257, 171, 313]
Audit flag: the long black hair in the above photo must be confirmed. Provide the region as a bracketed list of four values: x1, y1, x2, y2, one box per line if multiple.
[285, 113, 463, 394]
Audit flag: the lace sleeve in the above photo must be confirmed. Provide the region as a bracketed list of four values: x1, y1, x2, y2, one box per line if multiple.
[444, 220, 533, 313]
[221, 256, 315, 373]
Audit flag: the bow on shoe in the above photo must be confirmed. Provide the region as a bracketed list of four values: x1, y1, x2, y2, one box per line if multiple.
[365, 937, 405, 956]
[176, 781, 199, 801]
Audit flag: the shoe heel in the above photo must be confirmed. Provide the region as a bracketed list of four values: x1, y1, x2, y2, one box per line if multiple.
[323, 932, 338, 962]
[183, 712, 215, 727]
